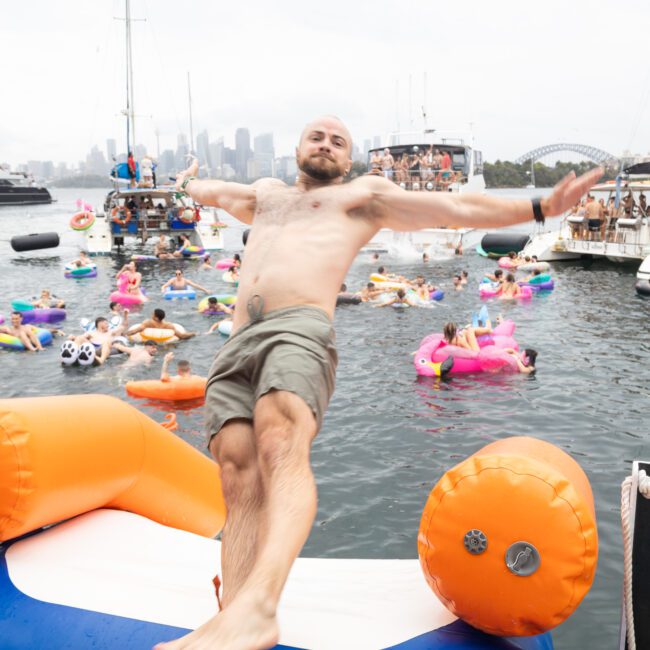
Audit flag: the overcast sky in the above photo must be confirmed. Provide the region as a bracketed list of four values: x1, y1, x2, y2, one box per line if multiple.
[3, 0, 650, 168]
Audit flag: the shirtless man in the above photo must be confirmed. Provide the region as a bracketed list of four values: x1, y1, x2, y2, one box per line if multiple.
[374, 287, 417, 308]
[369, 150, 382, 172]
[161, 351, 193, 381]
[0, 311, 44, 351]
[33, 289, 65, 309]
[157, 115, 601, 650]
[380, 148, 394, 180]
[127, 308, 195, 340]
[358, 281, 384, 302]
[413, 275, 431, 301]
[584, 194, 605, 240]
[66, 312, 130, 365]
[161, 269, 210, 294]
[155, 234, 174, 259]
[115, 340, 158, 365]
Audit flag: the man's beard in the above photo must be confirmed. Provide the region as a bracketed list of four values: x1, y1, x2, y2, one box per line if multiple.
[298, 154, 343, 181]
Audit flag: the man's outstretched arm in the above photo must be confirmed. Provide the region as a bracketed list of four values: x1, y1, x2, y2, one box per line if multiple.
[175, 159, 258, 224]
[372, 167, 603, 230]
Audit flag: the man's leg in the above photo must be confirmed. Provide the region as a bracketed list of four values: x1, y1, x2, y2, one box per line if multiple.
[210, 419, 263, 607]
[156, 390, 317, 649]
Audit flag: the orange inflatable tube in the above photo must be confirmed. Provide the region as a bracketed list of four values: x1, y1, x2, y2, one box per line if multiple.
[0, 394, 225, 543]
[126, 376, 207, 401]
[418, 436, 598, 637]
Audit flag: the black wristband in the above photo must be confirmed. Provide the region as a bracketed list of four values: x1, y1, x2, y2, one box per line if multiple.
[531, 198, 545, 224]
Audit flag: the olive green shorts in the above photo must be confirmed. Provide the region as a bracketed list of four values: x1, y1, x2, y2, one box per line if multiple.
[205, 305, 337, 443]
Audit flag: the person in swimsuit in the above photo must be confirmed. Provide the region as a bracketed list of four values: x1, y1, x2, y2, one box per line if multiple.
[373, 287, 417, 307]
[0, 311, 44, 351]
[443, 321, 492, 352]
[505, 347, 538, 374]
[155, 234, 174, 259]
[358, 282, 384, 302]
[127, 308, 196, 340]
[116, 261, 145, 299]
[160, 351, 193, 381]
[156, 115, 601, 650]
[499, 273, 522, 299]
[161, 269, 210, 294]
[33, 289, 65, 309]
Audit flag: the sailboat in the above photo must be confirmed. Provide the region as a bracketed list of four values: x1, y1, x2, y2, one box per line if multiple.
[82, 0, 223, 255]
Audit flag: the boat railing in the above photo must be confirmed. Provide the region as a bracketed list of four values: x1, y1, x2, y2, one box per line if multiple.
[368, 169, 465, 191]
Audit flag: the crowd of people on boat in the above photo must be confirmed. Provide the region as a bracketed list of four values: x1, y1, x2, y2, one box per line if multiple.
[568, 191, 647, 241]
[368, 146, 462, 190]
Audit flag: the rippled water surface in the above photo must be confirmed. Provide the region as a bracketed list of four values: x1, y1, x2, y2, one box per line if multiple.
[2, 188, 649, 649]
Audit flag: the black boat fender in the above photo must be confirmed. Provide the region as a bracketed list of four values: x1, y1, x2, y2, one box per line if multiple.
[11, 232, 60, 252]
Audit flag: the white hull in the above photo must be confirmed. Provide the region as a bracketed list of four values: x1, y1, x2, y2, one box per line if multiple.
[523, 220, 650, 280]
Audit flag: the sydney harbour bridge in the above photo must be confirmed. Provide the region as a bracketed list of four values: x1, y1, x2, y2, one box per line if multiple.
[514, 143, 619, 167]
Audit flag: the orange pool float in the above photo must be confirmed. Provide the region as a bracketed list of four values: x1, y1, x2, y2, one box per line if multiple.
[418, 436, 598, 637]
[126, 376, 207, 401]
[0, 394, 225, 543]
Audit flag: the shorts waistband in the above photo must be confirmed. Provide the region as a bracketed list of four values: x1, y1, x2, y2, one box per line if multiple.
[229, 304, 332, 341]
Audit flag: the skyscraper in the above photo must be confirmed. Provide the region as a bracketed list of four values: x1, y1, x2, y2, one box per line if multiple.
[106, 139, 117, 163]
[196, 130, 211, 172]
[235, 128, 251, 179]
[253, 132, 274, 178]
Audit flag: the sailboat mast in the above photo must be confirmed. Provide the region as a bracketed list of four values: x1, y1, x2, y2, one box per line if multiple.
[187, 71, 195, 155]
[125, 0, 136, 154]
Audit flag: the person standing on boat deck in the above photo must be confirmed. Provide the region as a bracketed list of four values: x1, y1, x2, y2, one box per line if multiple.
[156, 115, 602, 650]
[585, 194, 605, 241]
[380, 148, 394, 180]
[639, 192, 647, 217]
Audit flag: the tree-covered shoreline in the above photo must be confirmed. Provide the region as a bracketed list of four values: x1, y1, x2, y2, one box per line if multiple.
[483, 160, 616, 188]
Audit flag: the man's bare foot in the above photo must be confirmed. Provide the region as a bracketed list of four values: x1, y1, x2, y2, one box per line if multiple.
[154, 594, 279, 650]
[178, 332, 196, 340]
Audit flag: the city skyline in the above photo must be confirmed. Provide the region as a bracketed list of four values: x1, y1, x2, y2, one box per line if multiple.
[3, 1, 649, 173]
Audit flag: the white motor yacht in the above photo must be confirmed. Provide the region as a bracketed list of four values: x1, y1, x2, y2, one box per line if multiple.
[521, 162, 650, 295]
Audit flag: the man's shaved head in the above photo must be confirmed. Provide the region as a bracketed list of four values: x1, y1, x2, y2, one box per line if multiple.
[296, 116, 353, 182]
[299, 116, 352, 155]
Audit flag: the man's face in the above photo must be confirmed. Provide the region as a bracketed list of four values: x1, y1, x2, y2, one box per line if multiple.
[296, 118, 352, 181]
[10, 313, 22, 327]
[97, 320, 109, 333]
[146, 345, 157, 356]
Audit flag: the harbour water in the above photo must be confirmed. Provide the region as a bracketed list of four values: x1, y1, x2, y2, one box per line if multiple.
[1, 187, 649, 649]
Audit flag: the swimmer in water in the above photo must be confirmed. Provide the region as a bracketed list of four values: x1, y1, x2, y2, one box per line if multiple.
[32, 289, 65, 309]
[374, 287, 417, 307]
[505, 347, 538, 374]
[161, 351, 193, 381]
[127, 308, 195, 340]
[161, 269, 210, 294]
[484, 268, 504, 284]
[156, 115, 601, 650]
[359, 281, 384, 302]
[0, 311, 44, 351]
[499, 273, 522, 299]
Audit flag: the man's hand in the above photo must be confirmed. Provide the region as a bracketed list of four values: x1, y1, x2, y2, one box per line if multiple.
[164, 352, 174, 363]
[541, 167, 604, 217]
[175, 158, 199, 193]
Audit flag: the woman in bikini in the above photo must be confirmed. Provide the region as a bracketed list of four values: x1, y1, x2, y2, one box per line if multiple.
[443, 321, 493, 352]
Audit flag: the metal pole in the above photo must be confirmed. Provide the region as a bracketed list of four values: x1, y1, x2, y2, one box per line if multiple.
[187, 71, 195, 155]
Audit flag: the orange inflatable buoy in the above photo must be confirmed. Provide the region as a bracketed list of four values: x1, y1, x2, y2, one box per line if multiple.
[111, 206, 132, 226]
[70, 211, 96, 231]
[126, 376, 207, 401]
[0, 394, 225, 542]
[418, 436, 597, 637]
